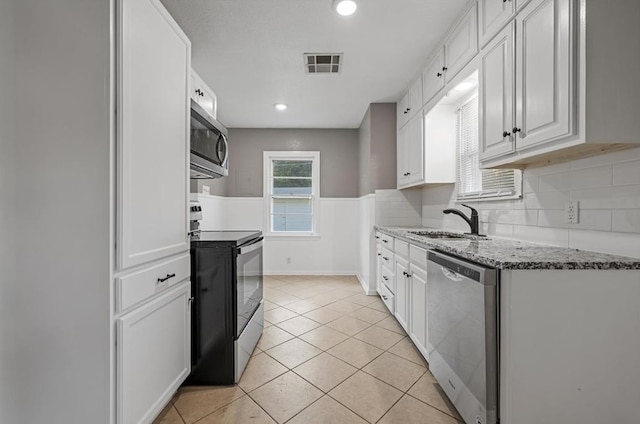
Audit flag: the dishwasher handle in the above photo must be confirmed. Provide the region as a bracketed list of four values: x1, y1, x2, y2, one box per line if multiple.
[441, 267, 464, 282]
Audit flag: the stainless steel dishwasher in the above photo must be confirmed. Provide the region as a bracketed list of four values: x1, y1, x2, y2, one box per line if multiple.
[427, 250, 498, 424]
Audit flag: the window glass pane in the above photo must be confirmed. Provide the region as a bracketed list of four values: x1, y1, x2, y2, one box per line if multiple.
[273, 177, 312, 195]
[272, 214, 313, 232]
[272, 198, 312, 214]
[273, 160, 312, 177]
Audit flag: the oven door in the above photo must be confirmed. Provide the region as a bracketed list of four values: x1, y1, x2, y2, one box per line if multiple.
[236, 238, 263, 337]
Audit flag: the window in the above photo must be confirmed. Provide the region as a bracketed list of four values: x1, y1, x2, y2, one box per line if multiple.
[263, 151, 320, 236]
[456, 95, 521, 201]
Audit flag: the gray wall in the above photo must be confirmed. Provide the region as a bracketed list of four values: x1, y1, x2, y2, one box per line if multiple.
[358, 103, 397, 196]
[213, 128, 360, 197]
[1, 1, 112, 422]
[0, 2, 15, 418]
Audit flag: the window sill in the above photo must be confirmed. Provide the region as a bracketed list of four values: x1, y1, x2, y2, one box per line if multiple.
[265, 233, 321, 240]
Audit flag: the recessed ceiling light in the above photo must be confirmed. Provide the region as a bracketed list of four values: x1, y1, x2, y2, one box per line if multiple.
[333, 0, 357, 16]
[274, 103, 287, 111]
[453, 81, 475, 92]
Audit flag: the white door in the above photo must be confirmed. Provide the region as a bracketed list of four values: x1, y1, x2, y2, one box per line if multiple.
[479, 0, 516, 46]
[407, 114, 424, 185]
[444, 4, 479, 80]
[515, 0, 574, 150]
[118, 0, 190, 270]
[117, 281, 191, 424]
[410, 264, 428, 359]
[480, 23, 516, 160]
[397, 126, 409, 187]
[394, 256, 409, 331]
[422, 49, 446, 105]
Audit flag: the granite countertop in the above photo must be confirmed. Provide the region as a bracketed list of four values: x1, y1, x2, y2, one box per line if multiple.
[376, 226, 640, 270]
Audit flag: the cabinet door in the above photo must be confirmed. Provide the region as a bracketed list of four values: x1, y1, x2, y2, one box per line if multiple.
[394, 256, 409, 331]
[396, 126, 409, 187]
[444, 3, 479, 80]
[515, 0, 574, 150]
[479, 0, 516, 46]
[422, 49, 446, 105]
[479, 23, 516, 161]
[118, 0, 190, 270]
[117, 281, 191, 424]
[397, 93, 410, 129]
[407, 77, 423, 119]
[376, 244, 382, 294]
[410, 265, 428, 360]
[406, 114, 424, 185]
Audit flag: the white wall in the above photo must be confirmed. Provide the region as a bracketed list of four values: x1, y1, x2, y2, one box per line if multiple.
[197, 194, 360, 274]
[421, 148, 640, 258]
[1, 1, 113, 423]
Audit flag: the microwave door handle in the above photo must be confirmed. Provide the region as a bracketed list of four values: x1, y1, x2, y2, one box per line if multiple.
[237, 238, 263, 255]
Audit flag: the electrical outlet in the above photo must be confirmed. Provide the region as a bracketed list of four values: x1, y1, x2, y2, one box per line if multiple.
[565, 201, 579, 224]
[286, 257, 291, 264]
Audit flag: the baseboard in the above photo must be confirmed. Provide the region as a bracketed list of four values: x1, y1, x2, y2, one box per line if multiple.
[356, 273, 378, 296]
[264, 271, 358, 276]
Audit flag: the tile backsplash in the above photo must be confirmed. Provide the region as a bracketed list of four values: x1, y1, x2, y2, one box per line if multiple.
[419, 148, 640, 259]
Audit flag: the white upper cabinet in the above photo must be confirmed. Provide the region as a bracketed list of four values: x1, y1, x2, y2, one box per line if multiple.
[480, 0, 640, 168]
[397, 93, 410, 129]
[398, 77, 422, 128]
[396, 125, 409, 186]
[480, 23, 516, 161]
[479, 0, 516, 47]
[406, 114, 425, 185]
[443, 3, 479, 81]
[117, 0, 190, 270]
[191, 69, 217, 119]
[514, 0, 573, 150]
[422, 49, 446, 106]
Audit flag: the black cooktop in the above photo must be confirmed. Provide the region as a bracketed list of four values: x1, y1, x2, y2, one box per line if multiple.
[191, 230, 262, 247]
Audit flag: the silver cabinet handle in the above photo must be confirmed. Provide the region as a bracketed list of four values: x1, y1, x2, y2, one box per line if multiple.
[382, 275, 389, 281]
[383, 256, 389, 261]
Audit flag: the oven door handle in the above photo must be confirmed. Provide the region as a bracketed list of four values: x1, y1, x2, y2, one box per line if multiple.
[237, 238, 264, 255]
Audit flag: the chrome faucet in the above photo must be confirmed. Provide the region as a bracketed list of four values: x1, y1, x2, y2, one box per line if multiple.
[443, 204, 480, 235]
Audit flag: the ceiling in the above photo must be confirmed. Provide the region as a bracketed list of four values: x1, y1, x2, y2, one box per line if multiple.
[160, 0, 470, 129]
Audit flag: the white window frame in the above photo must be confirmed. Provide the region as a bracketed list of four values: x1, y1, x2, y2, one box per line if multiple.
[263, 151, 320, 238]
[455, 93, 522, 202]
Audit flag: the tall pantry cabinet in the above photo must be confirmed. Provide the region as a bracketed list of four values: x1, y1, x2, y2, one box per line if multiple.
[115, 1, 192, 423]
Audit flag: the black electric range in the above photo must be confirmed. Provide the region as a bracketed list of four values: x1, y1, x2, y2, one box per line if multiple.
[187, 230, 264, 385]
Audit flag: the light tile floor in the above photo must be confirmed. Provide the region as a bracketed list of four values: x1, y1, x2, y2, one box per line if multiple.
[154, 275, 463, 424]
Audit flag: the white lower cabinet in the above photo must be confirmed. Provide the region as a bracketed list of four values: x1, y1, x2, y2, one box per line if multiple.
[394, 255, 410, 331]
[117, 281, 191, 424]
[409, 263, 428, 359]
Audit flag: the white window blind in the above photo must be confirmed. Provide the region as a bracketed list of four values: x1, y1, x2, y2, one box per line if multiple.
[456, 95, 521, 200]
[264, 152, 320, 235]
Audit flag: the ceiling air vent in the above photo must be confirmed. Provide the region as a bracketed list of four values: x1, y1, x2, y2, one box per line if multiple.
[304, 53, 343, 74]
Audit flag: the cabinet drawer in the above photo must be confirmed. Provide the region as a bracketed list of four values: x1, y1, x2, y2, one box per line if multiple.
[395, 239, 409, 259]
[379, 282, 395, 315]
[117, 253, 190, 312]
[378, 233, 394, 249]
[380, 247, 394, 268]
[410, 245, 428, 269]
[380, 263, 394, 294]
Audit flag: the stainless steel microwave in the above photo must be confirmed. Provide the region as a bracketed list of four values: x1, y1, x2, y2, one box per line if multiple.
[190, 99, 229, 179]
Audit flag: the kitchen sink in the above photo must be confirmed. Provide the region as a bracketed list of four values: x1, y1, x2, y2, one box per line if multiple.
[408, 231, 467, 239]
[408, 231, 487, 240]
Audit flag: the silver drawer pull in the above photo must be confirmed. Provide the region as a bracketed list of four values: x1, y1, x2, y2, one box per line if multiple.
[382, 256, 389, 261]
[157, 273, 176, 284]
[382, 295, 388, 300]
[382, 275, 389, 281]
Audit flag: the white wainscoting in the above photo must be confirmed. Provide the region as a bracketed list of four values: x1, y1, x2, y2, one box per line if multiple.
[357, 194, 377, 295]
[197, 194, 360, 275]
